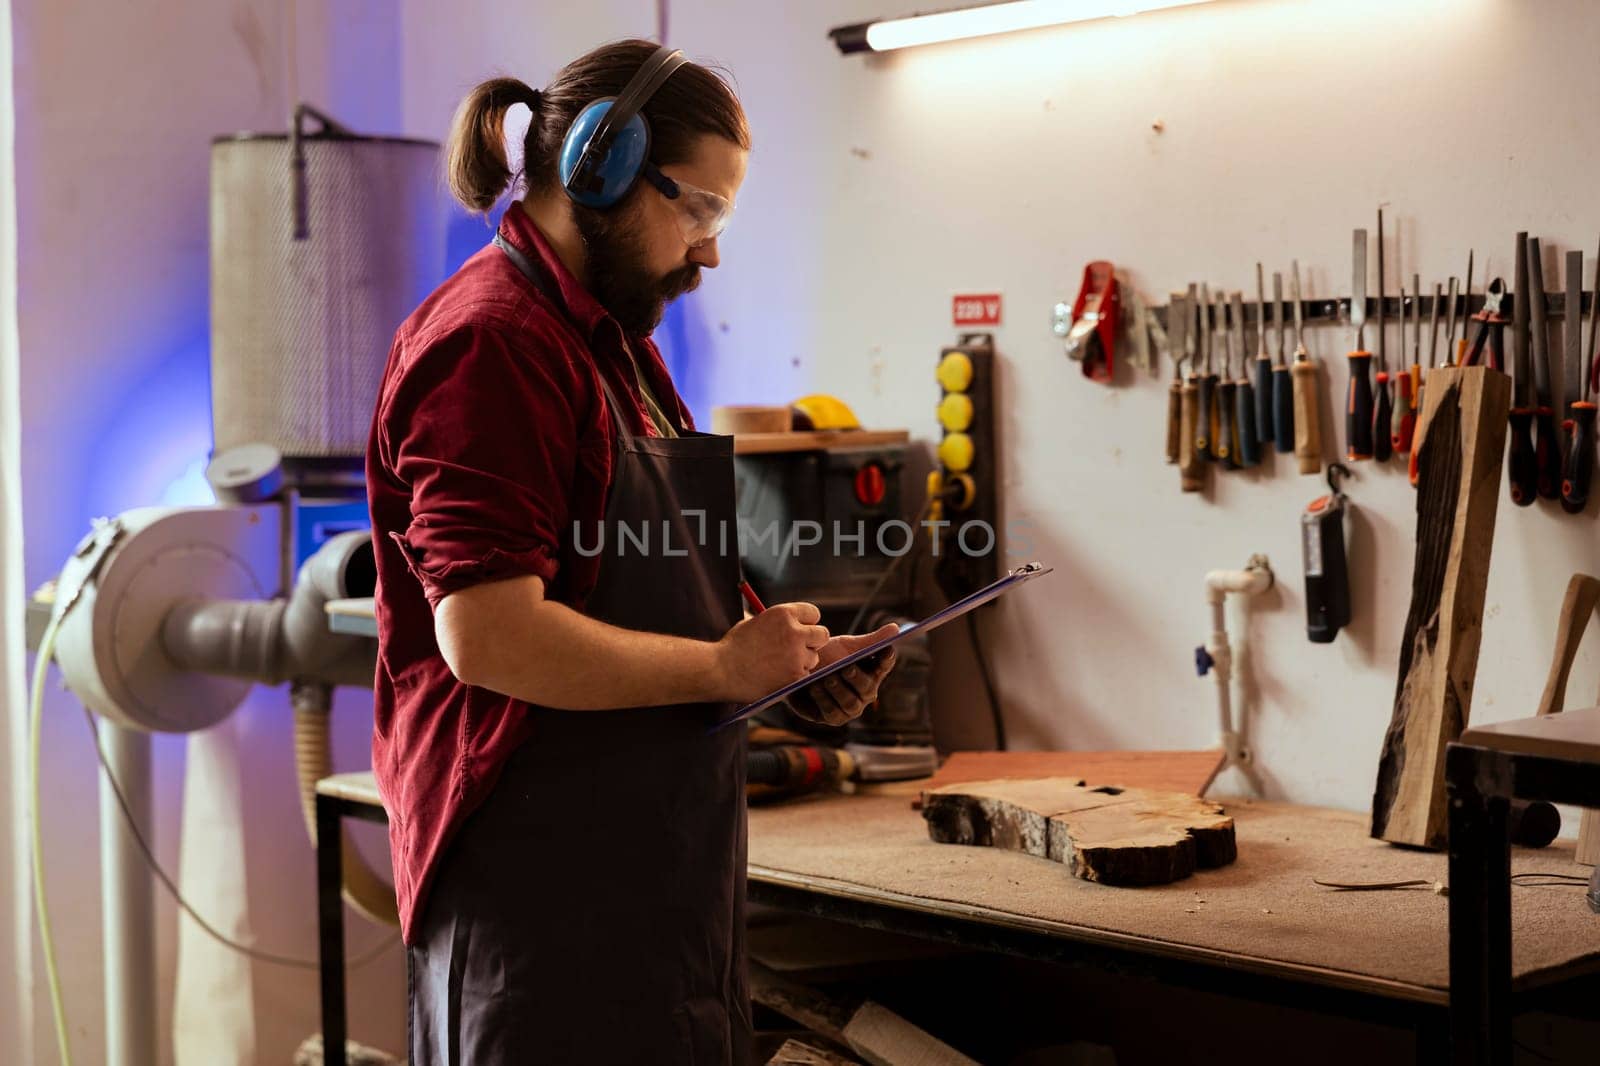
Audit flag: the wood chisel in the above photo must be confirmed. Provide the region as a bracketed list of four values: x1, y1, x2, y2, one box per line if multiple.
[1233, 290, 1260, 467]
[1373, 211, 1393, 463]
[1443, 275, 1460, 367]
[1528, 237, 1561, 499]
[1346, 229, 1375, 461]
[1166, 290, 1187, 465]
[1197, 283, 1218, 462]
[1456, 251, 1475, 366]
[1272, 270, 1295, 453]
[1217, 289, 1240, 469]
[1291, 260, 1323, 475]
[1560, 248, 1593, 513]
[1409, 281, 1443, 487]
[1253, 264, 1274, 448]
[1508, 231, 1537, 507]
[1179, 284, 1205, 492]
[1390, 278, 1409, 453]
[1393, 272, 1420, 453]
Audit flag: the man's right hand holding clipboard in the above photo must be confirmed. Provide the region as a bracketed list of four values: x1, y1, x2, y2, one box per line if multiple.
[720, 583, 899, 727]
[711, 563, 1053, 734]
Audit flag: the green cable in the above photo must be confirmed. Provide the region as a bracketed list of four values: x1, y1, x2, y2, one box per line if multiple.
[29, 614, 73, 1066]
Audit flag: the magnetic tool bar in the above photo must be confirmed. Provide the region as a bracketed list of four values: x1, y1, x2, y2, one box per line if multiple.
[1151, 289, 1600, 334]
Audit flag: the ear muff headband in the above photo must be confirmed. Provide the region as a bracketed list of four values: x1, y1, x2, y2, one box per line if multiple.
[561, 45, 688, 208]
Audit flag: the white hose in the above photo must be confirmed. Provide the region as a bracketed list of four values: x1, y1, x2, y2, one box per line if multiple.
[30, 614, 74, 1066]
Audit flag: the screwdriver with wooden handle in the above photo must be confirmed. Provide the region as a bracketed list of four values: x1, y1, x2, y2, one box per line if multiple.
[1179, 284, 1205, 492]
[1233, 290, 1261, 467]
[1346, 229, 1375, 461]
[1559, 248, 1592, 513]
[1196, 283, 1218, 462]
[1291, 260, 1323, 474]
[1272, 270, 1295, 453]
[1561, 245, 1599, 511]
[1373, 211, 1393, 463]
[1253, 263, 1275, 448]
[1217, 289, 1239, 469]
[1165, 289, 1186, 465]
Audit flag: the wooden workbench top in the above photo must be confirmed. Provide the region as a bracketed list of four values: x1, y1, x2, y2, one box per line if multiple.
[748, 792, 1600, 1003]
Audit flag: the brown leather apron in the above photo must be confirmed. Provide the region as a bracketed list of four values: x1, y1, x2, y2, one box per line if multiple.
[407, 237, 751, 1065]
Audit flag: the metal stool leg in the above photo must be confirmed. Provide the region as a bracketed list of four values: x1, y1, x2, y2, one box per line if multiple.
[317, 793, 348, 1066]
[1447, 745, 1512, 1066]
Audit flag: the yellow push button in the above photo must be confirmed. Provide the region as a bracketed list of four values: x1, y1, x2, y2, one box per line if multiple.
[937, 393, 974, 432]
[936, 351, 974, 393]
[938, 432, 974, 472]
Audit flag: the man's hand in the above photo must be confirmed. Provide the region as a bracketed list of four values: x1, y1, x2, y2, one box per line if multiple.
[714, 602, 830, 702]
[786, 623, 900, 728]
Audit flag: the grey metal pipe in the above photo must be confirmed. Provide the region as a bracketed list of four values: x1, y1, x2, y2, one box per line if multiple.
[160, 531, 376, 688]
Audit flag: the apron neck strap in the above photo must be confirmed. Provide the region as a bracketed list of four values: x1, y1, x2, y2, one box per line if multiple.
[493, 233, 635, 449]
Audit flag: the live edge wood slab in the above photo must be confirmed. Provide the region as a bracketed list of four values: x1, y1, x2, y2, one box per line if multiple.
[1371, 365, 1510, 849]
[921, 778, 1236, 886]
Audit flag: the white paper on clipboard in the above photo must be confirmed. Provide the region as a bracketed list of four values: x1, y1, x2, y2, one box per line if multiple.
[709, 561, 1054, 732]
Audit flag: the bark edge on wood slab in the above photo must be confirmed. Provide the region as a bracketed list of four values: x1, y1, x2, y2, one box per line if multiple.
[921, 777, 1235, 886]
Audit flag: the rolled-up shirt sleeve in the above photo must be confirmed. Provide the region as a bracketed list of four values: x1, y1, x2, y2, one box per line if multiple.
[379, 323, 581, 607]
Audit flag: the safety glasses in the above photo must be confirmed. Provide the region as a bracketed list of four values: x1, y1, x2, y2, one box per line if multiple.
[642, 164, 734, 248]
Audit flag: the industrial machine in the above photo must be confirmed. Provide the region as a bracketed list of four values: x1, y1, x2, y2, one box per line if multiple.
[30, 106, 446, 1066]
[735, 433, 938, 780]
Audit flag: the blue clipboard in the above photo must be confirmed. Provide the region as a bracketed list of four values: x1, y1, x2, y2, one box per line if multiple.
[709, 561, 1054, 732]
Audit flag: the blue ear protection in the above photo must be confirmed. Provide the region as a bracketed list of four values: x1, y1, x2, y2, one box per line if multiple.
[560, 46, 688, 209]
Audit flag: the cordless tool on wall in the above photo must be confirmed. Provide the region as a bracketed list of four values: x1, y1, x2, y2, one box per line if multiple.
[1303, 463, 1352, 643]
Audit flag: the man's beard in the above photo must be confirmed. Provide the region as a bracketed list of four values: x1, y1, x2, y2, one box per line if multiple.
[573, 202, 701, 336]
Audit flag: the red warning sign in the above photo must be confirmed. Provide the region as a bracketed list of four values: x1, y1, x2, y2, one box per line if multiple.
[952, 293, 1002, 327]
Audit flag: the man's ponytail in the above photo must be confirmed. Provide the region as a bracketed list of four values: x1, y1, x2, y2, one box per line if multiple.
[445, 77, 541, 212]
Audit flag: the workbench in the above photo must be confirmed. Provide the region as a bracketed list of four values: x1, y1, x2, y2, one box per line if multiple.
[746, 791, 1600, 1060]
[314, 774, 1600, 1064]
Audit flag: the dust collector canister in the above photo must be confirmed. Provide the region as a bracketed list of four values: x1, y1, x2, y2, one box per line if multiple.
[209, 128, 446, 464]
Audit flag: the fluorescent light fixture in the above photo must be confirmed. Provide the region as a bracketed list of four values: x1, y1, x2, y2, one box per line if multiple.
[830, 0, 1216, 54]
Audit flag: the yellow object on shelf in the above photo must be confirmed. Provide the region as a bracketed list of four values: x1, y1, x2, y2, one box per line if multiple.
[936, 351, 974, 393]
[937, 393, 974, 432]
[790, 393, 861, 431]
[938, 432, 974, 472]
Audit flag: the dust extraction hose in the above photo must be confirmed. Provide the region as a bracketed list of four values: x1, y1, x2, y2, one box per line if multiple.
[292, 682, 398, 926]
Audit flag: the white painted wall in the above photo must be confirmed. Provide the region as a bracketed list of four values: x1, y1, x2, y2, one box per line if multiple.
[397, 0, 1600, 806]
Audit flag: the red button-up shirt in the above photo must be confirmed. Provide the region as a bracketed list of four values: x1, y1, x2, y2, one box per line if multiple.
[366, 205, 694, 943]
